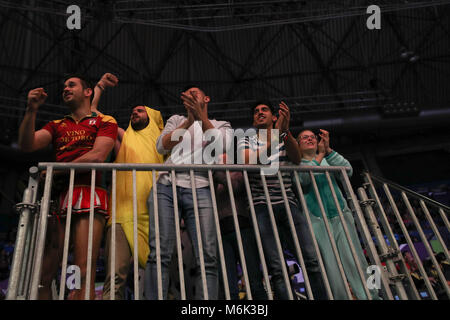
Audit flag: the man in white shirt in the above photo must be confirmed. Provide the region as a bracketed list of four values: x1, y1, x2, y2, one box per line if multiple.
[144, 86, 232, 300]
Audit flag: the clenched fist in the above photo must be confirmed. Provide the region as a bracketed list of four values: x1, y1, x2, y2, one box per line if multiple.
[97, 73, 118, 90]
[27, 88, 48, 111]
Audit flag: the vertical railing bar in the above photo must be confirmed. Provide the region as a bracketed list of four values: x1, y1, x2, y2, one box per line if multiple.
[225, 169, 252, 300]
[381, 183, 421, 300]
[25, 218, 39, 298]
[325, 170, 372, 300]
[85, 169, 96, 300]
[277, 170, 313, 300]
[189, 169, 208, 300]
[208, 169, 230, 300]
[152, 170, 162, 300]
[6, 187, 33, 300]
[418, 200, 450, 298]
[438, 208, 450, 232]
[19, 167, 40, 299]
[59, 169, 75, 300]
[29, 165, 53, 300]
[292, 170, 333, 300]
[309, 171, 353, 299]
[260, 173, 293, 300]
[23, 185, 41, 299]
[356, 186, 396, 300]
[110, 169, 117, 300]
[342, 171, 394, 300]
[243, 170, 273, 300]
[171, 170, 187, 300]
[18, 213, 33, 298]
[132, 170, 139, 300]
[364, 174, 402, 254]
[364, 174, 411, 299]
[400, 192, 438, 300]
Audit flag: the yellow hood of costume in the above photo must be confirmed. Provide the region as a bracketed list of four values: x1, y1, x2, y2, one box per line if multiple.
[109, 106, 164, 268]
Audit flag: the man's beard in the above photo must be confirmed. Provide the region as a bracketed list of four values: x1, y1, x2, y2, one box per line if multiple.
[64, 98, 78, 110]
[131, 117, 149, 131]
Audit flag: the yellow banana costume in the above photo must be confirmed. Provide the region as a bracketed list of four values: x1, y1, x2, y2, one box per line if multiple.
[108, 106, 164, 268]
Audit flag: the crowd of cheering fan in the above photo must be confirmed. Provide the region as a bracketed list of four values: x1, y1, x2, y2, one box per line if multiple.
[3, 73, 449, 300]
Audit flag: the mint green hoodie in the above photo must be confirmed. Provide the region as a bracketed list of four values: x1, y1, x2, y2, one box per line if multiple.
[300, 151, 353, 219]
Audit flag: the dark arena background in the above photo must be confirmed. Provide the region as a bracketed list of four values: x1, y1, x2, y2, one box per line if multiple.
[0, 0, 449, 303]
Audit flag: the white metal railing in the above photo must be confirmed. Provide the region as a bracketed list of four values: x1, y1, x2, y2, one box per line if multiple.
[5, 163, 450, 300]
[359, 172, 450, 300]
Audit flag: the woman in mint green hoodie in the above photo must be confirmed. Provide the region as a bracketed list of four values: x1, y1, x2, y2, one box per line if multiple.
[297, 129, 380, 300]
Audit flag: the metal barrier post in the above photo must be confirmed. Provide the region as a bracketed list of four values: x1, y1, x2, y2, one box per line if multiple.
[152, 170, 162, 300]
[10, 162, 448, 300]
[401, 193, 450, 299]
[337, 170, 393, 300]
[277, 171, 314, 300]
[58, 169, 75, 300]
[292, 170, 334, 300]
[260, 174, 293, 300]
[85, 169, 96, 300]
[7, 167, 39, 300]
[309, 171, 352, 299]
[243, 170, 273, 300]
[438, 208, 450, 231]
[132, 170, 140, 300]
[380, 184, 421, 300]
[419, 201, 450, 263]
[208, 169, 230, 300]
[29, 165, 53, 300]
[21, 175, 41, 299]
[324, 171, 372, 299]
[172, 170, 187, 300]
[357, 186, 409, 299]
[189, 169, 209, 300]
[226, 170, 252, 299]
[110, 169, 117, 300]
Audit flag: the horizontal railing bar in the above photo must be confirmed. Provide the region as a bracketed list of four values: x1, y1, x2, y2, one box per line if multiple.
[37, 162, 351, 172]
[366, 172, 450, 211]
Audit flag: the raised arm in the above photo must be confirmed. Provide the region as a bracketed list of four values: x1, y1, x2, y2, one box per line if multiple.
[319, 129, 353, 176]
[276, 101, 300, 164]
[315, 135, 326, 165]
[158, 112, 195, 154]
[113, 127, 125, 156]
[91, 73, 119, 114]
[18, 88, 52, 152]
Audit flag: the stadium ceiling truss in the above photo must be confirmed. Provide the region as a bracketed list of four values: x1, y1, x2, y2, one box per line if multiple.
[0, 0, 449, 139]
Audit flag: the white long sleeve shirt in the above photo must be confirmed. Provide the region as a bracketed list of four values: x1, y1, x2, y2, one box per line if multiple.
[156, 114, 233, 188]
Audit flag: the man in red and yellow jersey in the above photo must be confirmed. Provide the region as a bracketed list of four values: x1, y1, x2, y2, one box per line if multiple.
[18, 74, 118, 300]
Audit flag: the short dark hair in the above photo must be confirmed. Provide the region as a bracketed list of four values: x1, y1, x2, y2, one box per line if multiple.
[182, 84, 206, 95]
[62, 73, 93, 90]
[130, 104, 147, 111]
[250, 100, 275, 115]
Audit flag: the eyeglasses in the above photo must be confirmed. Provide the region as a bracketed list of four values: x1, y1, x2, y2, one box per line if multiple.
[298, 134, 317, 141]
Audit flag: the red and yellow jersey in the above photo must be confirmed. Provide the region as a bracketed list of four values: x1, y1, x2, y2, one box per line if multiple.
[42, 112, 118, 163]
